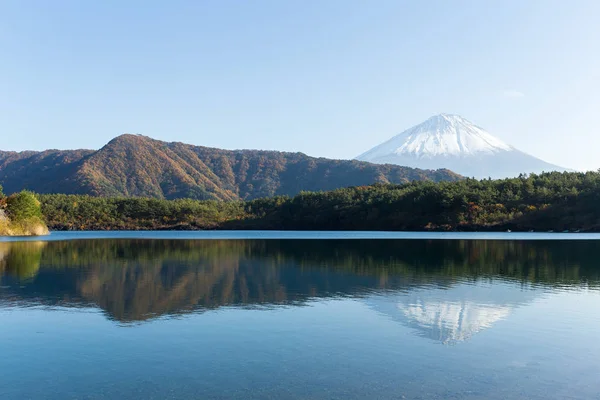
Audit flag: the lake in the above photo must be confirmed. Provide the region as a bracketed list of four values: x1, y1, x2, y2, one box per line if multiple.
[1, 232, 600, 399]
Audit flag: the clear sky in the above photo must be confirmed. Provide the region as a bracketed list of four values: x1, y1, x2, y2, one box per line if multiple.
[1, 0, 599, 171]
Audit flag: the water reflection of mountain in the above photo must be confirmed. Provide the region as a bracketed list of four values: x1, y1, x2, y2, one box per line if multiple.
[1, 239, 599, 324]
[366, 283, 539, 344]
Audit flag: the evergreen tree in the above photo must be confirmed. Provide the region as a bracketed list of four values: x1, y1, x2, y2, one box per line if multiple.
[6, 191, 44, 222]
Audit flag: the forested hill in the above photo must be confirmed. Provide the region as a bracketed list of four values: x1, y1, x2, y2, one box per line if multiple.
[40, 171, 600, 232]
[0, 134, 460, 201]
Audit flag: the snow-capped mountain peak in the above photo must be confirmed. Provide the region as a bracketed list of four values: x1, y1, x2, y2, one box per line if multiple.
[356, 114, 568, 179]
[358, 114, 513, 160]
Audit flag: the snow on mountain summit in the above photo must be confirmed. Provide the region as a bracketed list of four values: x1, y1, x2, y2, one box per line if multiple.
[358, 114, 512, 160]
[356, 114, 568, 179]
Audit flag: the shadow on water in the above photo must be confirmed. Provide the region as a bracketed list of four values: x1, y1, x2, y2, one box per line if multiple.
[1, 239, 600, 341]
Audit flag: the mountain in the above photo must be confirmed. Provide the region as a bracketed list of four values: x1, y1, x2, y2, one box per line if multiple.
[356, 114, 569, 179]
[0, 134, 461, 201]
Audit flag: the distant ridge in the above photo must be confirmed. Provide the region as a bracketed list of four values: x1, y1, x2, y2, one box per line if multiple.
[357, 114, 569, 179]
[0, 134, 461, 200]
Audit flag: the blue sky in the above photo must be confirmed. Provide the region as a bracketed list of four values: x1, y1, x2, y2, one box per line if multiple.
[1, 0, 599, 170]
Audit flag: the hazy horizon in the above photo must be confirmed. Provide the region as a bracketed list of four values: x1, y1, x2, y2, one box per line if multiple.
[2, 1, 599, 171]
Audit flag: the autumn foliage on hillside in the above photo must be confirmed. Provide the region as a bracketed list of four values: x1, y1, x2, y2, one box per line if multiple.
[0, 134, 460, 201]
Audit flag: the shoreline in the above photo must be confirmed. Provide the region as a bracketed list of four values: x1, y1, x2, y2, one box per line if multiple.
[4, 230, 600, 242]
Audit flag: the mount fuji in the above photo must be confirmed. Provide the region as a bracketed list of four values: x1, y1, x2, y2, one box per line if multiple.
[356, 114, 569, 179]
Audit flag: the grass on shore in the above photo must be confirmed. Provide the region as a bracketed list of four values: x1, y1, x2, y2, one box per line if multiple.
[0, 217, 49, 237]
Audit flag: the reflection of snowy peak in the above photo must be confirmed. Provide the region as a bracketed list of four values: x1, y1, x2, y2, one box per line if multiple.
[366, 282, 539, 344]
[399, 300, 511, 344]
[356, 114, 569, 179]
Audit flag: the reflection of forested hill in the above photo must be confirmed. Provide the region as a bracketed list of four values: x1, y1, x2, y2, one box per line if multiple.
[1, 239, 599, 322]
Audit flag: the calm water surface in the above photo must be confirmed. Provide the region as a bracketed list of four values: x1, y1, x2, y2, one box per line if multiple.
[1, 233, 600, 399]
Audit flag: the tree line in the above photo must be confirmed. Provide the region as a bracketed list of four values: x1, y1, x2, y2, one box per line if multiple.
[35, 171, 600, 232]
